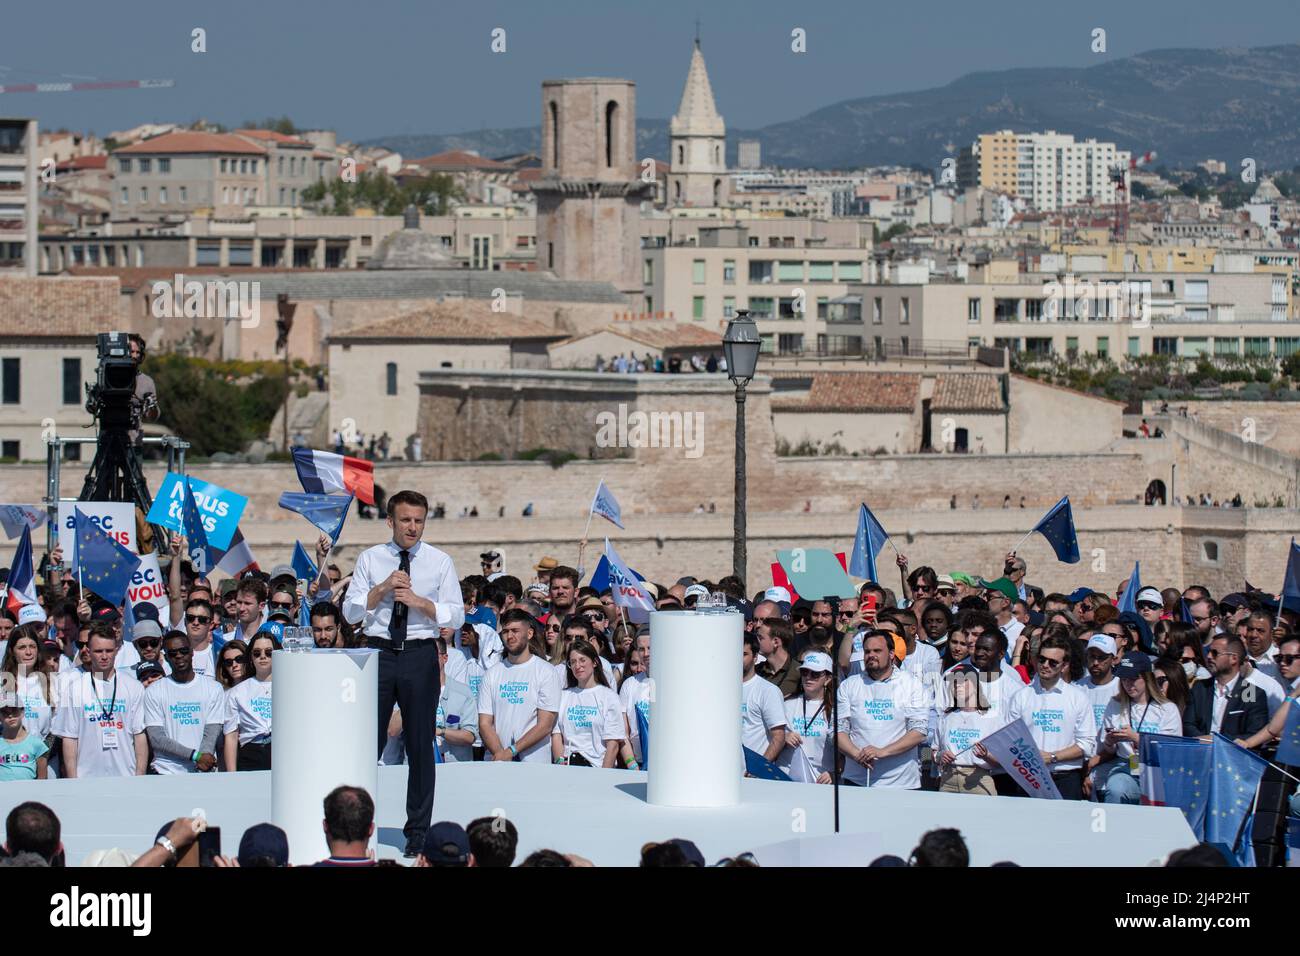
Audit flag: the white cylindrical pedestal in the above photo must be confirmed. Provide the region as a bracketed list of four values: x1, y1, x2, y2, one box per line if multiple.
[647, 610, 742, 808]
[272, 649, 379, 865]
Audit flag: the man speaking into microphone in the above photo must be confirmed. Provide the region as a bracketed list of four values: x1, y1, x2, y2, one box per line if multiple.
[343, 490, 464, 857]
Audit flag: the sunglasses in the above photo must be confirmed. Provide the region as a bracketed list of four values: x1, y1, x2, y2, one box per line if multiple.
[222, 655, 248, 666]
[75, 641, 89, 650]
[269, 602, 294, 612]
[1276, 654, 1299, 665]
[1206, 648, 1234, 658]
[164, 646, 192, 658]
[1038, 656, 1066, 668]
[1155, 676, 1169, 685]
[136, 638, 161, 649]
[546, 623, 562, 632]
[185, 614, 211, 625]
[251, 649, 273, 659]
[799, 669, 827, 678]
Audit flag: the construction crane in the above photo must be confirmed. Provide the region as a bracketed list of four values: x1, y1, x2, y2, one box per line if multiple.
[1110, 149, 1157, 243]
[0, 78, 173, 94]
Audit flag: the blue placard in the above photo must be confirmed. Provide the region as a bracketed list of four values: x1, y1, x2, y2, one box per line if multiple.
[146, 472, 248, 550]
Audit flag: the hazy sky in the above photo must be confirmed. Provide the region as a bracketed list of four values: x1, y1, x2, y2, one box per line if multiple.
[3, 0, 1298, 142]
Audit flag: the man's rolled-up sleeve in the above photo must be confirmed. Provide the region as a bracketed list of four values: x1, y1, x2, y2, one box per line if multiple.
[342, 552, 373, 628]
[434, 555, 465, 630]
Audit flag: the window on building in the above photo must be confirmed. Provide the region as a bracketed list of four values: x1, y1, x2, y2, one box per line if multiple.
[837, 262, 863, 281]
[1214, 338, 1239, 356]
[723, 259, 735, 284]
[1153, 337, 1178, 356]
[159, 187, 168, 204]
[138, 158, 151, 173]
[692, 259, 706, 284]
[900, 297, 910, 324]
[643, 259, 653, 284]
[872, 297, 882, 324]
[1, 358, 18, 404]
[222, 187, 229, 203]
[749, 260, 773, 283]
[968, 298, 981, 323]
[817, 297, 829, 319]
[1245, 337, 1270, 357]
[1065, 336, 1079, 357]
[995, 299, 1019, 322]
[119, 187, 128, 204]
[778, 333, 803, 355]
[62, 357, 80, 405]
[0, 441, 17, 461]
[139, 187, 147, 203]
[777, 261, 803, 282]
[196, 243, 221, 266]
[278, 156, 284, 175]
[220, 159, 228, 173]
[809, 262, 833, 282]
[386, 362, 398, 396]
[1025, 338, 1053, 356]
[693, 296, 706, 320]
[723, 296, 735, 318]
[1275, 337, 1300, 357]
[179, 186, 187, 203]
[239, 159, 248, 174]
[1096, 336, 1109, 357]
[778, 297, 801, 319]
[1128, 337, 1141, 357]
[748, 297, 774, 318]
[1183, 338, 1209, 357]
[119, 158, 131, 173]
[1184, 279, 1208, 304]
[471, 235, 492, 270]
[158, 158, 170, 173]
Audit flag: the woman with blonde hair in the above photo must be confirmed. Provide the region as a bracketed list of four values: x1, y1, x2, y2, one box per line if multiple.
[1085, 653, 1182, 803]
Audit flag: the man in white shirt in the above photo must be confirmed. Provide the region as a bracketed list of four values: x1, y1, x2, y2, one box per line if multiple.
[619, 631, 653, 766]
[182, 597, 218, 679]
[741, 633, 786, 762]
[221, 580, 267, 645]
[1244, 610, 1284, 683]
[836, 631, 929, 789]
[985, 588, 1024, 658]
[887, 608, 943, 683]
[1078, 634, 1121, 795]
[143, 632, 225, 775]
[56, 629, 148, 777]
[477, 608, 560, 763]
[343, 489, 465, 858]
[1006, 633, 1096, 800]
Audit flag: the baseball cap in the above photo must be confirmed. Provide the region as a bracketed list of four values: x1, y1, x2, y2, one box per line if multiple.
[90, 602, 120, 624]
[764, 586, 793, 605]
[525, 582, 549, 599]
[422, 821, 470, 865]
[269, 564, 296, 581]
[257, 621, 286, 644]
[1220, 593, 1251, 610]
[135, 661, 165, 681]
[936, 574, 956, 593]
[132, 620, 164, 642]
[950, 572, 976, 586]
[684, 583, 709, 603]
[238, 823, 289, 867]
[1136, 587, 1163, 608]
[799, 651, 834, 674]
[131, 602, 160, 622]
[219, 579, 240, 598]
[1067, 587, 1096, 604]
[664, 838, 705, 867]
[1114, 652, 1154, 679]
[479, 550, 502, 563]
[17, 605, 46, 627]
[1085, 634, 1117, 656]
[979, 577, 1018, 604]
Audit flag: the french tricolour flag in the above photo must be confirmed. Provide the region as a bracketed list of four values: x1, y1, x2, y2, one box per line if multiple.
[292, 448, 374, 506]
[4, 525, 37, 615]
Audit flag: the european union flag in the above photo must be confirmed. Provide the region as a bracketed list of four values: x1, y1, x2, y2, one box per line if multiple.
[1179, 598, 1194, 625]
[743, 745, 792, 781]
[74, 508, 141, 607]
[1031, 496, 1080, 564]
[635, 705, 651, 772]
[1118, 561, 1141, 615]
[1208, 734, 1269, 867]
[291, 540, 318, 582]
[1140, 733, 1211, 839]
[278, 492, 351, 543]
[848, 503, 889, 582]
[1275, 704, 1300, 767]
[1281, 538, 1300, 605]
[181, 477, 213, 574]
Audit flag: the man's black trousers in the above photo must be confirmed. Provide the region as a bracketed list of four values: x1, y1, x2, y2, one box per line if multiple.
[375, 640, 439, 841]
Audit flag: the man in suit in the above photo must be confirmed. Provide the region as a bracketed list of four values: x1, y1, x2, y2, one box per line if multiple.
[1183, 635, 1269, 739]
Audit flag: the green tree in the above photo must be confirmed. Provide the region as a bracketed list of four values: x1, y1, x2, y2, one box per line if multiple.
[144, 355, 289, 457]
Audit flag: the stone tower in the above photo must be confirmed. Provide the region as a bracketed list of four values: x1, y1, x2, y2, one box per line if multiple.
[534, 78, 653, 300]
[668, 40, 727, 208]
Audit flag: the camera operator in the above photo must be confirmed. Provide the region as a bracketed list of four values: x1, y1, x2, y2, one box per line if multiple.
[128, 334, 159, 444]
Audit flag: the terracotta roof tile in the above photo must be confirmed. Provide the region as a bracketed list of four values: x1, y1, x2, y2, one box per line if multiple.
[410, 150, 511, 171]
[931, 374, 1004, 412]
[0, 277, 119, 337]
[605, 323, 723, 350]
[234, 129, 313, 148]
[772, 372, 918, 412]
[331, 300, 565, 343]
[114, 132, 266, 156]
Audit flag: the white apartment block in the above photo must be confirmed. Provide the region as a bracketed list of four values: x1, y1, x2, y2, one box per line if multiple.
[963, 129, 1130, 212]
[0, 118, 38, 276]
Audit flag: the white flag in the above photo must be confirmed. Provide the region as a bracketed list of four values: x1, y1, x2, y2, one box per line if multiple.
[0, 505, 47, 540]
[977, 717, 1062, 799]
[605, 538, 653, 624]
[590, 479, 624, 530]
[784, 746, 818, 784]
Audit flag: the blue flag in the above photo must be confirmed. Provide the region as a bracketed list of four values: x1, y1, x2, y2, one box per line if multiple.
[291, 541, 319, 582]
[1179, 598, 1194, 625]
[180, 477, 214, 575]
[848, 503, 889, 582]
[1031, 496, 1080, 564]
[1118, 561, 1141, 615]
[1208, 734, 1269, 867]
[278, 492, 351, 543]
[635, 705, 651, 772]
[1140, 733, 1212, 839]
[588, 554, 644, 593]
[1282, 538, 1300, 606]
[743, 745, 792, 781]
[1276, 704, 1300, 766]
[74, 508, 142, 606]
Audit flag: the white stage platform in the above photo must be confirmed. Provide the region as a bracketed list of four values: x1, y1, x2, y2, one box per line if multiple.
[0, 764, 1196, 867]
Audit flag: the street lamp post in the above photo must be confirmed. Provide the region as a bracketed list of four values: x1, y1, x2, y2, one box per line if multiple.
[722, 310, 761, 586]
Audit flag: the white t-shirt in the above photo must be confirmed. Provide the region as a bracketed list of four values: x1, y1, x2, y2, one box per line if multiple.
[1078, 675, 1120, 737]
[116, 641, 141, 670]
[619, 672, 654, 762]
[190, 642, 217, 681]
[16, 672, 52, 740]
[1007, 678, 1097, 771]
[836, 668, 929, 788]
[741, 673, 787, 756]
[779, 694, 834, 777]
[899, 642, 943, 681]
[935, 706, 1003, 769]
[1101, 697, 1183, 762]
[476, 655, 561, 763]
[224, 677, 272, 745]
[554, 684, 624, 765]
[52, 671, 146, 777]
[143, 675, 226, 774]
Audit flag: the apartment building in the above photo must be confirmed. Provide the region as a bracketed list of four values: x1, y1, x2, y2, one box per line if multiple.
[642, 223, 874, 355]
[233, 129, 335, 209]
[851, 267, 1297, 360]
[0, 118, 38, 276]
[958, 130, 1129, 212]
[113, 131, 268, 221]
